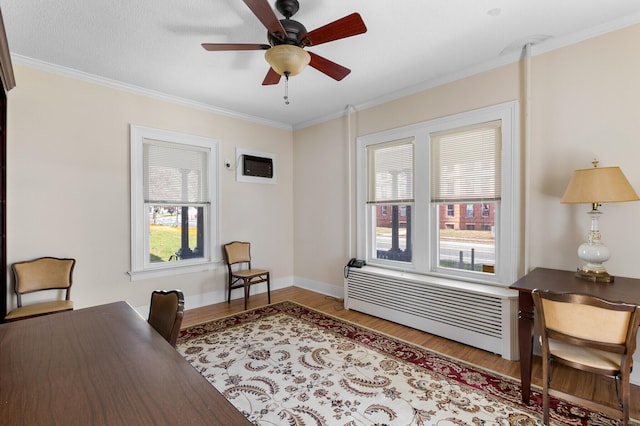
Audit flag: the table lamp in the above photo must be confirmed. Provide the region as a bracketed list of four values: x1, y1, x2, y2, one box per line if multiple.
[561, 160, 639, 282]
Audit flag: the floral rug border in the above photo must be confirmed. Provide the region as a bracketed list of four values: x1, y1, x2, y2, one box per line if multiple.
[179, 300, 631, 426]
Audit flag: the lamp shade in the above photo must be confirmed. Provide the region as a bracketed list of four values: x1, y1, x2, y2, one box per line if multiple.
[264, 45, 310, 77]
[561, 166, 639, 204]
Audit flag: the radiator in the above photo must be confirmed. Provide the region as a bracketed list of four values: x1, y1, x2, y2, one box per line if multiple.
[345, 267, 519, 360]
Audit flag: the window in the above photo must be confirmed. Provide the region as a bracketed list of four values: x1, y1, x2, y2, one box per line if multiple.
[130, 125, 219, 279]
[466, 204, 474, 218]
[365, 138, 414, 263]
[446, 204, 454, 216]
[431, 121, 500, 275]
[357, 101, 519, 285]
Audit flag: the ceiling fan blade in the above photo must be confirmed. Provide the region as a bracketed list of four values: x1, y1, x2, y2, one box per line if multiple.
[202, 43, 270, 51]
[308, 52, 351, 81]
[302, 13, 367, 47]
[242, 0, 287, 40]
[262, 67, 281, 85]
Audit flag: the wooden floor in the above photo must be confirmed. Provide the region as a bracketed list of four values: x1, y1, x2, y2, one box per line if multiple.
[183, 286, 640, 420]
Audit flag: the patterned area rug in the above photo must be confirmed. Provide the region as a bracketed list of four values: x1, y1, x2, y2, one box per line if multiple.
[178, 301, 625, 425]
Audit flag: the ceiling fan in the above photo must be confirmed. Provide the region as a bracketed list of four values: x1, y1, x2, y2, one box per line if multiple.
[202, 0, 367, 87]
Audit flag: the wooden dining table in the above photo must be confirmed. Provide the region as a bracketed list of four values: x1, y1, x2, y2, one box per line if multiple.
[0, 301, 250, 425]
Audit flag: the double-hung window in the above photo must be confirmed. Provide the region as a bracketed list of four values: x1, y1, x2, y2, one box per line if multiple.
[130, 125, 219, 279]
[365, 138, 414, 263]
[431, 121, 500, 276]
[357, 101, 518, 286]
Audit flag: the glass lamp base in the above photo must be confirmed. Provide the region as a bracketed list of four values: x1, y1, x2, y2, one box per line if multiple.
[575, 209, 614, 283]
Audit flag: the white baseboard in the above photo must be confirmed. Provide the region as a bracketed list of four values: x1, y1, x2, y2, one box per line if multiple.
[292, 276, 344, 300]
[134, 276, 294, 318]
[169, 276, 342, 313]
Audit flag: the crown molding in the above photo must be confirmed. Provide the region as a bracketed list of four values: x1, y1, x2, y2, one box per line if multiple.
[11, 54, 292, 131]
[530, 10, 640, 56]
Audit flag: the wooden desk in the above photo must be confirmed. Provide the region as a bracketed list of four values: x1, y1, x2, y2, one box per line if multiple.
[509, 267, 640, 404]
[0, 301, 249, 425]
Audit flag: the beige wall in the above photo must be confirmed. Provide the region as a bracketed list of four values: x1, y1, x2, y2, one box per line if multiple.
[293, 117, 351, 292]
[292, 23, 640, 290]
[6, 65, 294, 313]
[528, 24, 640, 277]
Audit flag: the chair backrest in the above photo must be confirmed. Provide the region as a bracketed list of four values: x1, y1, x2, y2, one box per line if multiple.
[12, 257, 76, 307]
[224, 241, 251, 266]
[148, 290, 185, 347]
[532, 289, 640, 355]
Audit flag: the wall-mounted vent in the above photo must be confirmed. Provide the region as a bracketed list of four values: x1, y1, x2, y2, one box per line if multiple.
[345, 267, 519, 360]
[236, 148, 276, 184]
[243, 155, 273, 178]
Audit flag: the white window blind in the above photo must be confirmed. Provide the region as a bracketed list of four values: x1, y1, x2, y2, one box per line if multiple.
[366, 138, 415, 204]
[144, 139, 209, 204]
[430, 121, 501, 203]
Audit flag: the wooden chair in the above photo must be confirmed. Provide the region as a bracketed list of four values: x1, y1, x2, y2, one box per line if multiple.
[532, 289, 640, 426]
[223, 241, 270, 310]
[147, 290, 184, 347]
[4, 257, 76, 322]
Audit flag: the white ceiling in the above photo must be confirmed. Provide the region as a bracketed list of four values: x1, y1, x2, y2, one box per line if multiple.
[2, 0, 640, 129]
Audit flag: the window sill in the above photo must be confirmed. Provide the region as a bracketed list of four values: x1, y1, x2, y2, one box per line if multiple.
[128, 261, 219, 281]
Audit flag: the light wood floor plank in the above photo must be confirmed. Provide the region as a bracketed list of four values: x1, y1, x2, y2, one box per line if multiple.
[182, 286, 640, 420]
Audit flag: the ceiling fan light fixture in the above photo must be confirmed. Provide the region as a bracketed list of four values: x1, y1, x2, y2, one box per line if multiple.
[264, 44, 310, 77]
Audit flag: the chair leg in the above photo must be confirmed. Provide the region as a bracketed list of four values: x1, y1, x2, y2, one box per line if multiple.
[542, 355, 550, 425]
[621, 374, 630, 426]
[267, 273, 271, 304]
[243, 279, 249, 310]
[227, 278, 232, 304]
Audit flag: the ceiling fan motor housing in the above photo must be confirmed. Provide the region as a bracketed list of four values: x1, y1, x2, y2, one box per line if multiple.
[268, 19, 307, 46]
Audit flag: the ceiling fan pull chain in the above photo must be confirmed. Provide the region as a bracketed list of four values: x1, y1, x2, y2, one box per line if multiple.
[284, 71, 290, 105]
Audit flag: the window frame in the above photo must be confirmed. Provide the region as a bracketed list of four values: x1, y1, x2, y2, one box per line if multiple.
[129, 125, 220, 280]
[356, 101, 519, 286]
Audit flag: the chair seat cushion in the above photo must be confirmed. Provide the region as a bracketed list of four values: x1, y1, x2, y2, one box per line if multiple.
[233, 269, 268, 278]
[549, 339, 623, 371]
[5, 300, 74, 321]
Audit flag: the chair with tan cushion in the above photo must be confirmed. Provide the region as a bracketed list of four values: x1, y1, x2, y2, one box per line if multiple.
[532, 289, 640, 426]
[223, 241, 270, 310]
[148, 290, 184, 347]
[5, 257, 76, 322]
